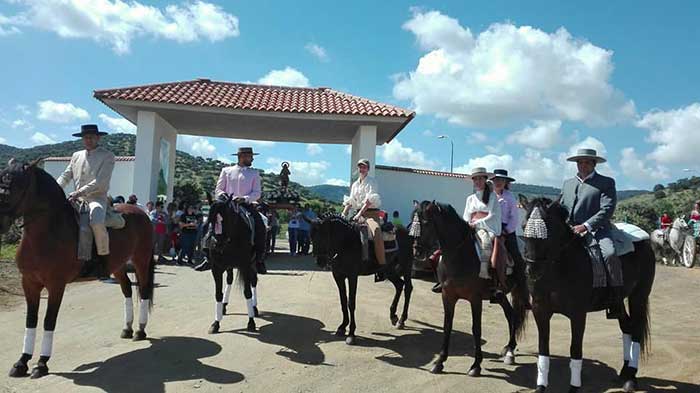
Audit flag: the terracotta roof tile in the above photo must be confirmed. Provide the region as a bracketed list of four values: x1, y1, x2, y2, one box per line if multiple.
[44, 156, 135, 162]
[94, 79, 413, 118]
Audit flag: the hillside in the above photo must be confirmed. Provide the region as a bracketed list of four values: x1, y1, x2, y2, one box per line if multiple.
[308, 184, 348, 203]
[614, 178, 700, 232]
[0, 134, 338, 209]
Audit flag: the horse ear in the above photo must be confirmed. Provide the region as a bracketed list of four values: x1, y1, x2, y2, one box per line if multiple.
[518, 193, 529, 207]
[552, 194, 562, 206]
[24, 157, 43, 171]
[413, 200, 419, 208]
[7, 158, 15, 167]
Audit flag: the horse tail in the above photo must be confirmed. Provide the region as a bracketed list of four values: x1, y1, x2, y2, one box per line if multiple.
[510, 276, 528, 339]
[146, 256, 156, 311]
[637, 240, 656, 358]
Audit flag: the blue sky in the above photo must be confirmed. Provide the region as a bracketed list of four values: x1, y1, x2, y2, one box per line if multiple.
[1, 1, 699, 190]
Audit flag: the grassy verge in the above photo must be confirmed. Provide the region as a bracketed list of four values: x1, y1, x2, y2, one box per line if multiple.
[1, 243, 17, 262]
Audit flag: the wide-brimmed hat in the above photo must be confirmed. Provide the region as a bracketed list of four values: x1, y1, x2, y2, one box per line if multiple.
[72, 124, 108, 137]
[469, 167, 492, 179]
[566, 148, 606, 163]
[357, 159, 370, 167]
[490, 169, 515, 182]
[232, 147, 259, 156]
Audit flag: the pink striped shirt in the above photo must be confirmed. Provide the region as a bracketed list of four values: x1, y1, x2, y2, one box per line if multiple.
[215, 165, 261, 202]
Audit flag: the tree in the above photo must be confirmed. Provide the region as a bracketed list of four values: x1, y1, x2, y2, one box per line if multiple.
[174, 179, 204, 205]
[654, 190, 666, 199]
[653, 184, 665, 192]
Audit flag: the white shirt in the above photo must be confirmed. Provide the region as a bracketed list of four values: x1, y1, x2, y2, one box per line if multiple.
[463, 190, 502, 236]
[56, 146, 115, 200]
[344, 175, 381, 210]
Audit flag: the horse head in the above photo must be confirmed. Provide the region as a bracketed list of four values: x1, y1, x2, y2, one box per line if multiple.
[206, 197, 248, 254]
[0, 158, 43, 225]
[519, 194, 575, 275]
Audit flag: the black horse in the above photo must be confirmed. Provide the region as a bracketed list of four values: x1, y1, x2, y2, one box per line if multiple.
[519, 196, 656, 393]
[412, 201, 528, 376]
[206, 197, 258, 334]
[308, 213, 413, 344]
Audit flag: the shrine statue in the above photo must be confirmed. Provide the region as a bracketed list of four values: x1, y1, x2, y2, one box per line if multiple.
[280, 162, 291, 191]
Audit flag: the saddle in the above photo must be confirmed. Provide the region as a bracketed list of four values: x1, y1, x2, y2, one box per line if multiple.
[75, 201, 125, 261]
[357, 216, 399, 263]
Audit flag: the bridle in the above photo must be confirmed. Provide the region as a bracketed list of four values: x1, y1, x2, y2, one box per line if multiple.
[0, 167, 36, 220]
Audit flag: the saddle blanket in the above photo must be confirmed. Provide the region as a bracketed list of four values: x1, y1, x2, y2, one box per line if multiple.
[612, 222, 649, 256]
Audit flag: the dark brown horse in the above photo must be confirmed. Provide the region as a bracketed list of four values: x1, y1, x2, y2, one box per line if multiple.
[411, 201, 528, 376]
[519, 196, 655, 393]
[0, 160, 156, 379]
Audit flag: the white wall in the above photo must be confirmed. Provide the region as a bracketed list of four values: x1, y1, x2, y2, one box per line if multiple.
[376, 167, 473, 223]
[44, 160, 135, 200]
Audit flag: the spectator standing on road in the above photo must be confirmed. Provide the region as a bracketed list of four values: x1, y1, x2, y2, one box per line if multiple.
[288, 208, 300, 257]
[177, 204, 198, 265]
[301, 205, 317, 255]
[150, 201, 170, 264]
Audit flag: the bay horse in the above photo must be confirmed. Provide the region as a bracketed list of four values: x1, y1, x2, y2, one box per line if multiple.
[205, 196, 258, 334]
[411, 201, 528, 376]
[308, 213, 413, 345]
[519, 196, 655, 393]
[0, 159, 155, 379]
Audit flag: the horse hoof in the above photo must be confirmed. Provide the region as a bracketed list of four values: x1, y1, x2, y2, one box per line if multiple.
[345, 336, 356, 345]
[467, 367, 481, 377]
[535, 385, 547, 393]
[568, 386, 580, 393]
[397, 321, 405, 330]
[208, 321, 220, 334]
[623, 378, 638, 392]
[30, 365, 48, 379]
[335, 328, 346, 337]
[246, 320, 256, 332]
[8, 362, 28, 377]
[222, 303, 228, 315]
[132, 330, 147, 341]
[430, 363, 444, 374]
[504, 354, 515, 365]
[390, 315, 399, 326]
[254, 306, 260, 318]
[120, 328, 134, 339]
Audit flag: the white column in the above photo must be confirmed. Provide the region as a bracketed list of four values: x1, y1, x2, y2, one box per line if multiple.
[133, 111, 178, 203]
[350, 125, 377, 182]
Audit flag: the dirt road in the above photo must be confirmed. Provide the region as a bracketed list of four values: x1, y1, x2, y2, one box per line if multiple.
[1, 253, 698, 393]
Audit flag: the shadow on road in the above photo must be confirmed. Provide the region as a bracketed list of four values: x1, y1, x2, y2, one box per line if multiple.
[55, 336, 244, 393]
[492, 354, 699, 393]
[229, 311, 335, 366]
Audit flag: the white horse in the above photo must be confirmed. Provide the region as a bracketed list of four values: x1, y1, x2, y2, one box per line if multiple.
[650, 217, 696, 267]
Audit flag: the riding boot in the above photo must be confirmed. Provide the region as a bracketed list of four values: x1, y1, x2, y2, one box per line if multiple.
[606, 286, 625, 320]
[79, 254, 110, 279]
[374, 264, 387, 282]
[431, 282, 442, 293]
[194, 259, 211, 272]
[255, 256, 268, 274]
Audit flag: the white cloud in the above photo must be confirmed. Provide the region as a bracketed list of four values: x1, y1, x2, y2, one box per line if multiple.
[30, 132, 56, 145]
[511, 149, 563, 186]
[0, 14, 21, 36]
[325, 178, 349, 187]
[619, 147, 669, 184]
[99, 113, 135, 134]
[0, 136, 6, 144]
[468, 131, 488, 144]
[455, 154, 514, 174]
[265, 157, 331, 186]
[5, 0, 239, 55]
[258, 67, 310, 87]
[561, 136, 615, 176]
[345, 145, 352, 155]
[11, 119, 31, 129]
[178, 135, 216, 158]
[507, 120, 562, 149]
[636, 103, 700, 165]
[379, 139, 438, 169]
[422, 129, 434, 137]
[305, 43, 328, 62]
[216, 156, 232, 164]
[394, 10, 635, 128]
[37, 100, 89, 123]
[15, 105, 31, 116]
[306, 143, 323, 156]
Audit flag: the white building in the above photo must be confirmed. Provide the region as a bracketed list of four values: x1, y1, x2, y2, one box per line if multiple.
[376, 165, 473, 223]
[43, 156, 136, 200]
